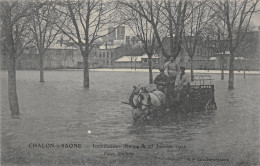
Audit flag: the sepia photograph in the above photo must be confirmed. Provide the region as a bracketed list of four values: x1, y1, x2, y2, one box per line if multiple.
[0, 0, 260, 165]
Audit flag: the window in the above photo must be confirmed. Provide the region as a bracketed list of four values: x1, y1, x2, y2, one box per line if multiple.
[111, 53, 113, 59]
[144, 59, 147, 63]
[153, 59, 156, 63]
[100, 52, 102, 58]
[103, 52, 105, 58]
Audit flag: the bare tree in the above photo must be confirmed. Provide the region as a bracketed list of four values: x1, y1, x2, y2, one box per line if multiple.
[183, 1, 212, 81]
[56, 0, 121, 88]
[119, 0, 188, 60]
[202, 35, 215, 71]
[204, 16, 229, 80]
[160, 0, 188, 60]
[211, 0, 259, 89]
[119, 3, 160, 83]
[216, 25, 229, 80]
[29, 3, 62, 82]
[235, 31, 258, 78]
[0, 1, 44, 116]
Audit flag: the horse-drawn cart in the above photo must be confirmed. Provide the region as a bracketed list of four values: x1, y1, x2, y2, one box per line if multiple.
[126, 75, 217, 120]
[169, 75, 217, 111]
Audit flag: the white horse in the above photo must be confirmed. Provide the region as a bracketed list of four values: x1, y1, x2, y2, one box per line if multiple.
[129, 84, 156, 109]
[129, 85, 166, 120]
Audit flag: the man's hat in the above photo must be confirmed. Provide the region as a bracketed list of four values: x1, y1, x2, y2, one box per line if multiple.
[159, 68, 164, 72]
[180, 66, 186, 70]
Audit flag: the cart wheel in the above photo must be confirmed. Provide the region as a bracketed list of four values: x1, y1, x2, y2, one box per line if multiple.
[206, 99, 217, 111]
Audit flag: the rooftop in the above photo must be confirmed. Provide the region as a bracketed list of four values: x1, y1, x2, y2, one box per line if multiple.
[99, 45, 121, 50]
[115, 54, 159, 62]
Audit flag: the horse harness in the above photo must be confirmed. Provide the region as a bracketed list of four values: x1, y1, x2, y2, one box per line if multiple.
[138, 91, 163, 109]
[130, 86, 163, 110]
[129, 91, 143, 109]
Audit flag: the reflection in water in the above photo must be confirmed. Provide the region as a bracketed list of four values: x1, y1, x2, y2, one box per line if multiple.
[1, 71, 259, 165]
[130, 110, 215, 144]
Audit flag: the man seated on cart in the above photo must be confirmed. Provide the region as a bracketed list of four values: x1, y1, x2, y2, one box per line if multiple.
[154, 68, 168, 94]
[175, 67, 190, 103]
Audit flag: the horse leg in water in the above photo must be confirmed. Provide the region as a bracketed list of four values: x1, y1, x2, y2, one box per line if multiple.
[132, 107, 151, 121]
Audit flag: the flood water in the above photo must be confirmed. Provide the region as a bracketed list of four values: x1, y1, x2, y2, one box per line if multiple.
[1, 70, 260, 166]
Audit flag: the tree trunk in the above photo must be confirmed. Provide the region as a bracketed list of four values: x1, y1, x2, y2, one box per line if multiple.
[221, 55, 224, 80]
[83, 55, 89, 88]
[39, 52, 44, 82]
[190, 58, 194, 82]
[135, 59, 136, 71]
[131, 57, 133, 69]
[228, 51, 235, 90]
[148, 55, 153, 84]
[243, 59, 246, 79]
[7, 51, 19, 116]
[243, 68, 246, 79]
[4, 22, 19, 116]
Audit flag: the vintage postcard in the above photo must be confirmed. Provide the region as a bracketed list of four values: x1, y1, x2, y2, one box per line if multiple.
[1, 0, 260, 165]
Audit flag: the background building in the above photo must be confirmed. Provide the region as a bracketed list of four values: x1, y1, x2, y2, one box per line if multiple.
[114, 54, 160, 69]
[3, 30, 259, 71]
[117, 26, 125, 40]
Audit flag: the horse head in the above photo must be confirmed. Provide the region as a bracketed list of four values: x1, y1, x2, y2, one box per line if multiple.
[130, 85, 166, 121]
[129, 85, 143, 109]
[139, 92, 152, 108]
[139, 91, 166, 117]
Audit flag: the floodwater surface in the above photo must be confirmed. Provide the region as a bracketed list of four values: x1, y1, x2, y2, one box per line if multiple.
[1, 70, 260, 166]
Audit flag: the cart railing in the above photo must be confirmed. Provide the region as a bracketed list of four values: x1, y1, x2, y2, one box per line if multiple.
[191, 75, 213, 85]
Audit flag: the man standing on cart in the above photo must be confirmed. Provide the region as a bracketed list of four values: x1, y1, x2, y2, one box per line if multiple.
[164, 57, 180, 100]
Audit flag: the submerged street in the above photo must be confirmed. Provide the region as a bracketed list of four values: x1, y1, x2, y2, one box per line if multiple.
[1, 70, 259, 166]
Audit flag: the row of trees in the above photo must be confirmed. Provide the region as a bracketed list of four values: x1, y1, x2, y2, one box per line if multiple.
[119, 0, 258, 85]
[0, 0, 122, 116]
[1, 0, 259, 116]
[1, 1, 46, 116]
